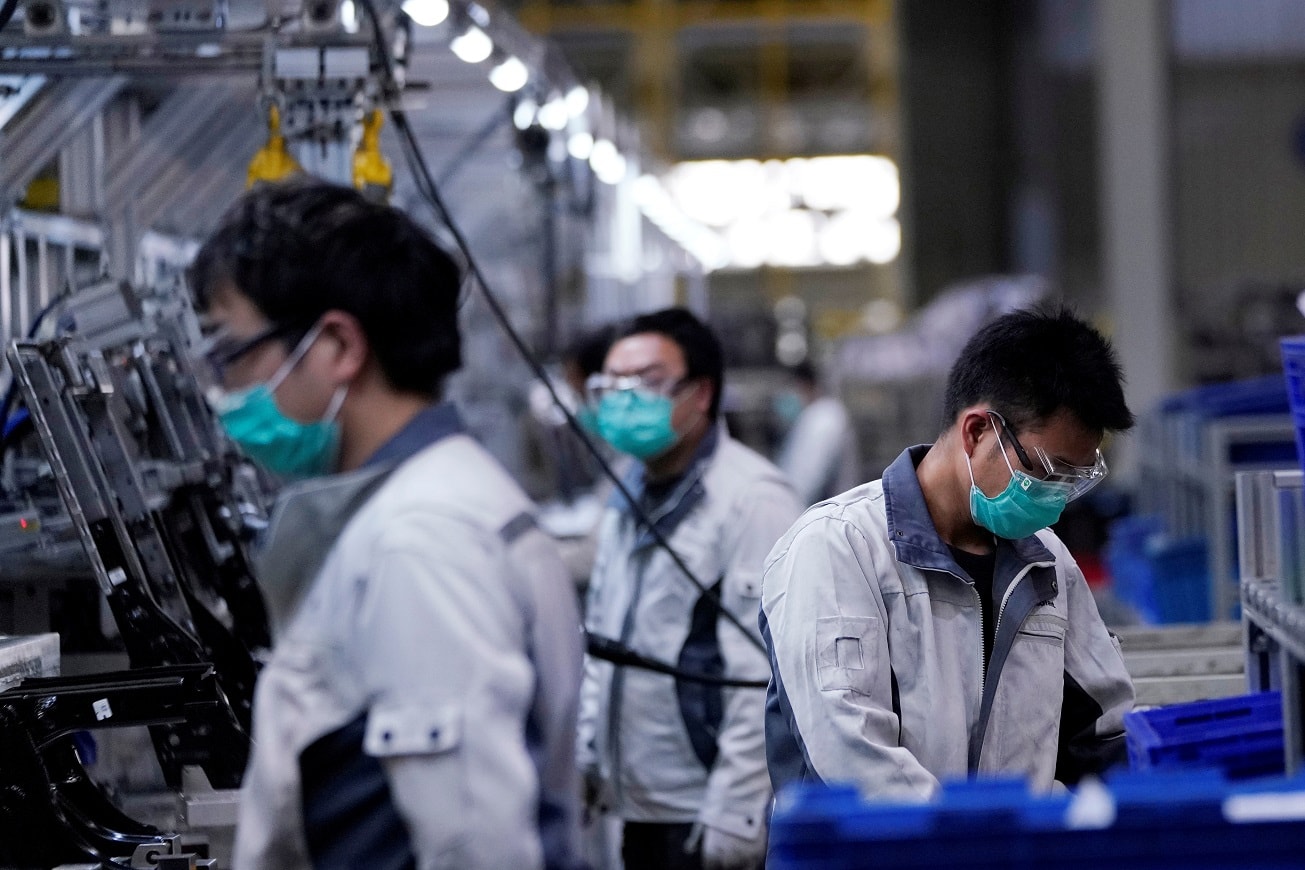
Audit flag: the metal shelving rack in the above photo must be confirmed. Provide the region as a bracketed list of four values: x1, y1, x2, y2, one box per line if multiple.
[1140, 409, 1297, 621]
[1236, 469, 1305, 774]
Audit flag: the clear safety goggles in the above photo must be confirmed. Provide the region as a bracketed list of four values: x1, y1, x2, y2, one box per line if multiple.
[585, 371, 690, 404]
[990, 410, 1108, 502]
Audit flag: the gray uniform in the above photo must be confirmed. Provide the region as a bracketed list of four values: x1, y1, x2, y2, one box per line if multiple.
[761, 444, 1134, 798]
[578, 427, 803, 841]
[235, 405, 584, 870]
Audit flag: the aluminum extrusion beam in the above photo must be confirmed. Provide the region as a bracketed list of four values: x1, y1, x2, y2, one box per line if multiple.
[102, 79, 242, 211]
[0, 75, 126, 207]
[0, 76, 47, 132]
[155, 122, 262, 236]
[132, 86, 257, 233]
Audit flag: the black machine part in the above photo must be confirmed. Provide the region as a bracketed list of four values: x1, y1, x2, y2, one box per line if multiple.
[0, 664, 240, 870]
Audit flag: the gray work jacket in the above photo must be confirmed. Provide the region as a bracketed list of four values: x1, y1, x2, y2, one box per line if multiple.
[761, 445, 1134, 798]
[234, 404, 583, 870]
[578, 427, 803, 839]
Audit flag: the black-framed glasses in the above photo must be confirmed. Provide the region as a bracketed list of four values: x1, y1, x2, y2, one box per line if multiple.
[201, 323, 302, 381]
[994, 413, 1038, 473]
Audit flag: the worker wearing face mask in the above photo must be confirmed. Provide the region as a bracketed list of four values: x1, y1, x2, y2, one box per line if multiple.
[191, 178, 583, 870]
[761, 307, 1136, 810]
[577, 308, 803, 870]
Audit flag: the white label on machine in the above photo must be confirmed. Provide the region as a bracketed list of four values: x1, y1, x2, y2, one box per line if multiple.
[93, 698, 113, 721]
[107, 568, 128, 586]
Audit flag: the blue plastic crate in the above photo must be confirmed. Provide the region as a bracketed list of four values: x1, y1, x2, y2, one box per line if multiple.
[1148, 536, 1211, 623]
[769, 770, 1305, 869]
[1105, 517, 1209, 624]
[1159, 374, 1290, 418]
[1124, 691, 1283, 780]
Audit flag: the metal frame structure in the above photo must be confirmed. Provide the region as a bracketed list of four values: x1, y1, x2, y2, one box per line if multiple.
[1237, 468, 1305, 775]
[1139, 410, 1298, 621]
[0, 277, 271, 867]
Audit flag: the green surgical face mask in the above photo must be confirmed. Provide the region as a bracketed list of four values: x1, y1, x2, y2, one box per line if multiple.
[214, 324, 347, 479]
[595, 390, 679, 460]
[964, 426, 1072, 540]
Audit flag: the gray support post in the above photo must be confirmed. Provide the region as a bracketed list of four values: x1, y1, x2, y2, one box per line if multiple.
[59, 111, 106, 218]
[1096, 0, 1178, 483]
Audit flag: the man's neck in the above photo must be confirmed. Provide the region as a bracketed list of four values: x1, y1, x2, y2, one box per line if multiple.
[337, 390, 435, 473]
[644, 417, 712, 484]
[915, 439, 995, 555]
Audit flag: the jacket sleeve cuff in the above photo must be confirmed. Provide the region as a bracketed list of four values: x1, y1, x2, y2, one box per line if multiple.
[698, 798, 769, 840]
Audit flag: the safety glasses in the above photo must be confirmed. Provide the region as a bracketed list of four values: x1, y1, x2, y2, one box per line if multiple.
[585, 371, 691, 405]
[198, 323, 302, 384]
[989, 410, 1108, 502]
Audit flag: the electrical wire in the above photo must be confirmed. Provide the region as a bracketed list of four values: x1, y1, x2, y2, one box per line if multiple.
[355, 0, 771, 663]
[587, 635, 766, 689]
[0, 0, 18, 32]
[0, 291, 71, 453]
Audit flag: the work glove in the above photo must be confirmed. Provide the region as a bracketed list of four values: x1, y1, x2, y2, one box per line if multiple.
[688, 821, 767, 870]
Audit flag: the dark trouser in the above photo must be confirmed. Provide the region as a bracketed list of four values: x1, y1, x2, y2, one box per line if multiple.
[621, 821, 702, 870]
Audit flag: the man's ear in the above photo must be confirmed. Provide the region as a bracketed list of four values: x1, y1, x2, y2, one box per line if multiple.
[958, 407, 992, 456]
[316, 309, 369, 385]
[690, 377, 715, 417]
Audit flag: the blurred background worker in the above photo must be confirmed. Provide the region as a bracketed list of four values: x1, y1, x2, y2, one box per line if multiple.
[190, 178, 584, 870]
[578, 308, 803, 870]
[530, 324, 623, 591]
[762, 308, 1135, 805]
[773, 361, 862, 506]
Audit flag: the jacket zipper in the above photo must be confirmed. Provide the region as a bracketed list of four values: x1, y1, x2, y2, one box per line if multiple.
[609, 546, 650, 810]
[973, 559, 1056, 769]
[606, 463, 708, 809]
[970, 582, 987, 691]
[993, 563, 1041, 646]
[959, 560, 1044, 696]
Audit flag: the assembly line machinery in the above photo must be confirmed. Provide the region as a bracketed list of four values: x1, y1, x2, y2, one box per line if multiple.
[0, 3, 484, 867]
[0, 278, 270, 869]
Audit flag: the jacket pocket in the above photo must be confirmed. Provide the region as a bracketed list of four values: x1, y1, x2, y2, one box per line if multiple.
[364, 705, 462, 757]
[1017, 613, 1068, 648]
[299, 704, 464, 870]
[815, 615, 879, 695]
[361, 704, 469, 866]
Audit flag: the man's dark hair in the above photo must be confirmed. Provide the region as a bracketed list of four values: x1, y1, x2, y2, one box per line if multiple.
[567, 324, 620, 380]
[788, 360, 819, 388]
[942, 306, 1134, 435]
[189, 177, 462, 397]
[622, 307, 724, 419]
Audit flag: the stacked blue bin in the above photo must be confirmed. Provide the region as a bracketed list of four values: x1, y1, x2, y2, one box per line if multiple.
[769, 769, 1305, 869]
[1124, 373, 1294, 622]
[1106, 515, 1210, 623]
[1124, 691, 1284, 780]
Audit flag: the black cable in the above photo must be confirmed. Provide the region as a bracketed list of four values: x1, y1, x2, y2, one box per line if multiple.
[0, 0, 18, 31]
[357, 0, 769, 659]
[587, 635, 766, 689]
[0, 290, 71, 455]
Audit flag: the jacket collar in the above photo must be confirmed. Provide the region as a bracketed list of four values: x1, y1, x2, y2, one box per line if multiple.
[610, 423, 722, 551]
[363, 401, 464, 469]
[257, 401, 463, 633]
[882, 444, 1055, 574]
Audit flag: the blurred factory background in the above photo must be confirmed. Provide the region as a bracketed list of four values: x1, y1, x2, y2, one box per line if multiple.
[7, 1, 1305, 866]
[4, 0, 1305, 683]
